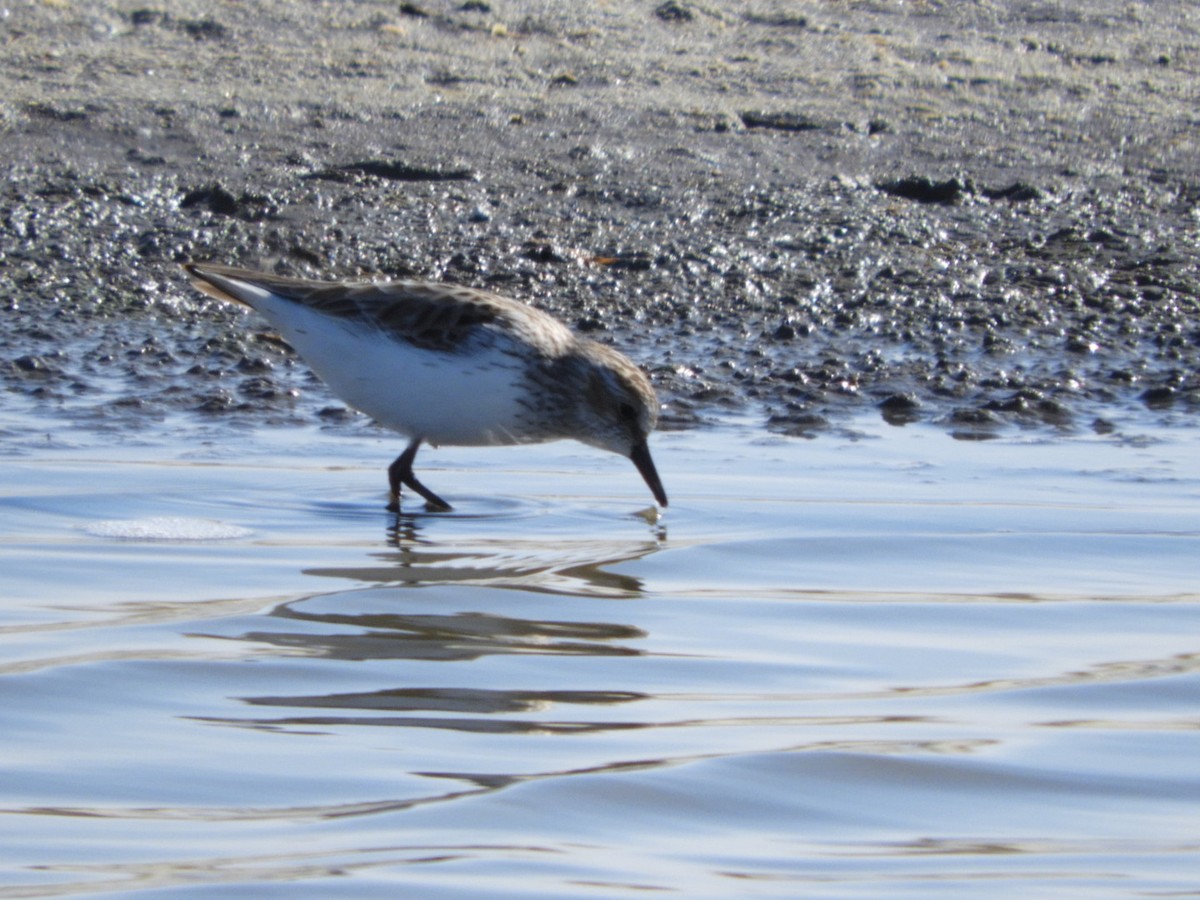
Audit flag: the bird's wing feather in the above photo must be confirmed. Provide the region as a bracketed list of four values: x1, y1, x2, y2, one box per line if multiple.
[186, 264, 513, 351]
[301, 281, 505, 351]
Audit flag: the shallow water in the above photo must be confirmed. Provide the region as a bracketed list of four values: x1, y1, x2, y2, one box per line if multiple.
[1, 414, 1198, 897]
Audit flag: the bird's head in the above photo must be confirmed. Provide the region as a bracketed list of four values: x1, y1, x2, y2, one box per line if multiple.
[575, 344, 668, 507]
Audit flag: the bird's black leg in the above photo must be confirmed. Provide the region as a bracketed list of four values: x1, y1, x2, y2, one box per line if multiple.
[387, 438, 452, 512]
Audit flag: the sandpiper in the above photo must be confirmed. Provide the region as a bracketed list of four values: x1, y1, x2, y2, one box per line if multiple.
[184, 263, 667, 511]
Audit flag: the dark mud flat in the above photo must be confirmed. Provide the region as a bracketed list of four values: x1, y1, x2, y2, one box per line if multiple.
[2, 1, 1199, 439]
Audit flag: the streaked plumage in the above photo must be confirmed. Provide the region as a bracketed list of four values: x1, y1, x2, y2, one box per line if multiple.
[184, 263, 667, 511]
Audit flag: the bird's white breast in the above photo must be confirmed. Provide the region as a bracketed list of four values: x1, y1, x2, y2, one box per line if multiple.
[255, 298, 531, 446]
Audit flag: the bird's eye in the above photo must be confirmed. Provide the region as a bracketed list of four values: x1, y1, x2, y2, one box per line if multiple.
[619, 402, 638, 421]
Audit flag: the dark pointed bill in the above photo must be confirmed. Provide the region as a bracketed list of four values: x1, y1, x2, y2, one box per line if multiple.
[630, 441, 668, 507]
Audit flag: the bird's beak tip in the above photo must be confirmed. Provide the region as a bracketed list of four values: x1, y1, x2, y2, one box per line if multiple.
[630, 441, 667, 508]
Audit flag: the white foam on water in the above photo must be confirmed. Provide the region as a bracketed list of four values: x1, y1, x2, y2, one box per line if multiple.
[84, 516, 253, 541]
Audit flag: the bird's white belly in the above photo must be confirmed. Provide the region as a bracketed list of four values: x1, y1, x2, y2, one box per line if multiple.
[259, 302, 530, 446]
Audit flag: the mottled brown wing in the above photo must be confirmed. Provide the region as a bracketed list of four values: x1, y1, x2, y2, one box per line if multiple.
[298, 281, 505, 351]
[189, 265, 507, 352]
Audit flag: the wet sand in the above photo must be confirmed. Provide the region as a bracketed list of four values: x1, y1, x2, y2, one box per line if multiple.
[3, 1, 1199, 435]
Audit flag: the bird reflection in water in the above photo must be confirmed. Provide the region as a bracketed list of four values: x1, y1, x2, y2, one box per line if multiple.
[297, 513, 665, 598]
[198, 515, 667, 736]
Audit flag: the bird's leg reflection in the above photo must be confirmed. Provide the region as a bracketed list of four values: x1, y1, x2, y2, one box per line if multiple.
[386, 516, 428, 551]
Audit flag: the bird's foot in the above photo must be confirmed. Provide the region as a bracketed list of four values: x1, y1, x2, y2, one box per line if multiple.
[386, 491, 452, 514]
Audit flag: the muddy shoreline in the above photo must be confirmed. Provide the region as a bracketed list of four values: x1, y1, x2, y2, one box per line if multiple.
[3, 2, 1199, 439]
